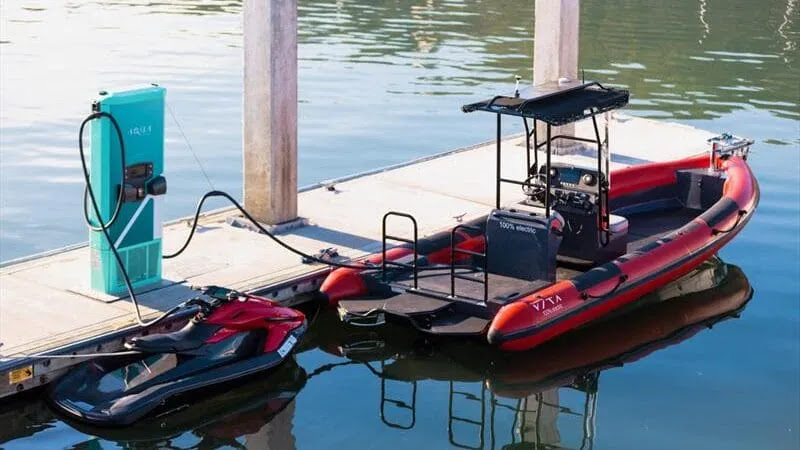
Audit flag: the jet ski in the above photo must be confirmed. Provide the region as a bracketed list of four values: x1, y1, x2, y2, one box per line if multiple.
[47, 286, 306, 426]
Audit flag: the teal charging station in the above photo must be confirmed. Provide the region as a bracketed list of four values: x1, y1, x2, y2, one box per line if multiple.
[89, 85, 166, 295]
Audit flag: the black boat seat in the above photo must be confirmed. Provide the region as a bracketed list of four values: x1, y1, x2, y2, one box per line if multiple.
[556, 209, 629, 265]
[126, 320, 220, 353]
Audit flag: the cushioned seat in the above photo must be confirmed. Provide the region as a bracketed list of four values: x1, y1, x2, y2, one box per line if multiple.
[126, 321, 220, 353]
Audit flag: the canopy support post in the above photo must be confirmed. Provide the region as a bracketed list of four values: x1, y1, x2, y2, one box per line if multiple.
[523, 118, 531, 175]
[532, 118, 539, 174]
[496, 113, 502, 209]
[591, 112, 610, 246]
[545, 124, 552, 218]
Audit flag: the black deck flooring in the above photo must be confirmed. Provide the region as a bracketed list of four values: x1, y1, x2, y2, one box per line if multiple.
[390, 268, 554, 302]
[626, 207, 701, 251]
[339, 269, 553, 325]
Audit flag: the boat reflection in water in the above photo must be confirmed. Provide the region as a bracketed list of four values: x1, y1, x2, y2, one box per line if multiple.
[0, 257, 751, 449]
[314, 256, 752, 449]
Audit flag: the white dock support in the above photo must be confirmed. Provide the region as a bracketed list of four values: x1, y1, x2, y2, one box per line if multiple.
[533, 0, 580, 152]
[533, 0, 579, 85]
[243, 0, 298, 224]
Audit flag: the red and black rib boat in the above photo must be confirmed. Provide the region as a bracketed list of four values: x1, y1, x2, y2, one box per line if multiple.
[319, 80, 758, 352]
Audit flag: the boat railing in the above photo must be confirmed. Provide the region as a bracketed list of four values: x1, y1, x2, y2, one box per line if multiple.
[381, 211, 419, 289]
[450, 224, 488, 302]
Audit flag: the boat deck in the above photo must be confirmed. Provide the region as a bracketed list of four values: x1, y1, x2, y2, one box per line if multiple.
[337, 204, 704, 334]
[627, 207, 703, 249]
[0, 114, 715, 397]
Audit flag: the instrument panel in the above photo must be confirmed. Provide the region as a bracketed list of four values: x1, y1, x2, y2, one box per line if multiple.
[524, 163, 604, 212]
[537, 163, 601, 192]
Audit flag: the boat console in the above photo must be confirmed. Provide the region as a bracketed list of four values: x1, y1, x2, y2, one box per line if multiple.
[523, 162, 628, 264]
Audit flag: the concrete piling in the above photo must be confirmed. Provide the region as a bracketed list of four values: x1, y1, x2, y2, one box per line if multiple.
[243, 0, 298, 224]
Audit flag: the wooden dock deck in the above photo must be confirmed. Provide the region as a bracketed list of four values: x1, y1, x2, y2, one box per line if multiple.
[0, 115, 715, 397]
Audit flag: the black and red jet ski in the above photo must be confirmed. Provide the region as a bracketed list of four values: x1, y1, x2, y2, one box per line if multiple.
[47, 286, 306, 426]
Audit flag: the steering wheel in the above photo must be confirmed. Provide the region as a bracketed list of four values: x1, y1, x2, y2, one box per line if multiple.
[522, 172, 548, 204]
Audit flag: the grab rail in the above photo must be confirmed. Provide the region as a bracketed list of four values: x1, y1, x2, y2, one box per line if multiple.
[382, 211, 419, 289]
[450, 224, 488, 302]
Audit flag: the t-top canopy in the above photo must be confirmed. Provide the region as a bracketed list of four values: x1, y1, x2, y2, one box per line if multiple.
[462, 80, 629, 126]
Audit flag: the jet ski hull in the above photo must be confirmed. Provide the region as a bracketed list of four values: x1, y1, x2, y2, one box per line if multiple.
[47, 290, 306, 426]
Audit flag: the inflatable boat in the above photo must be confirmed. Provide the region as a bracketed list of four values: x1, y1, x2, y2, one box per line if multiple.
[319, 81, 758, 352]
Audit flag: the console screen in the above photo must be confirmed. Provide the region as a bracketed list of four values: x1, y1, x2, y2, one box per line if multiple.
[559, 169, 581, 185]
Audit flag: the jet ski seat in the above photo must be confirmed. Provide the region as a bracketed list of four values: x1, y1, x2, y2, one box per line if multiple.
[126, 320, 220, 353]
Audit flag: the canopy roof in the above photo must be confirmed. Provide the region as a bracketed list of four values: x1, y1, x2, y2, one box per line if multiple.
[462, 80, 629, 126]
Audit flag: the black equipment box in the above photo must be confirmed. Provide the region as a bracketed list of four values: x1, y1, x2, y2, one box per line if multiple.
[486, 209, 562, 282]
[676, 169, 726, 210]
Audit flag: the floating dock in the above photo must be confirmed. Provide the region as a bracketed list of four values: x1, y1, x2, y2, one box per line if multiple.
[0, 115, 715, 398]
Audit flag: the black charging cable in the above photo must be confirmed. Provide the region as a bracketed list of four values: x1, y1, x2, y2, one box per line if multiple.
[164, 190, 481, 273]
[79, 112, 126, 231]
[164, 190, 384, 270]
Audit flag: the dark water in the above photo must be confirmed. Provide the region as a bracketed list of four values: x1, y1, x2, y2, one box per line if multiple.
[0, 0, 798, 448]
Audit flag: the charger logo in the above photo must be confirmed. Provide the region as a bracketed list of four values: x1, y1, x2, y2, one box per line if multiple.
[128, 125, 152, 136]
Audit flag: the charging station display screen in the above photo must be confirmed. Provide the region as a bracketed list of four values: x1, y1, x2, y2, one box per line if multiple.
[125, 163, 151, 179]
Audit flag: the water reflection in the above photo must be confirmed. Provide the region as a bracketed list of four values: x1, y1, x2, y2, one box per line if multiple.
[0, 0, 795, 447]
[1, 361, 305, 448]
[305, 258, 751, 450]
[0, 258, 751, 449]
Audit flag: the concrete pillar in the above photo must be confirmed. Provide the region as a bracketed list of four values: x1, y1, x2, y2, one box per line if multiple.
[533, 0, 579, 85]
[243, 0, 298, 224]
[533, 0, 580, 153]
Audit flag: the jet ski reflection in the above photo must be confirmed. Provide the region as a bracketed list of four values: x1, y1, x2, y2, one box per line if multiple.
[59, 359, 306, 447]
